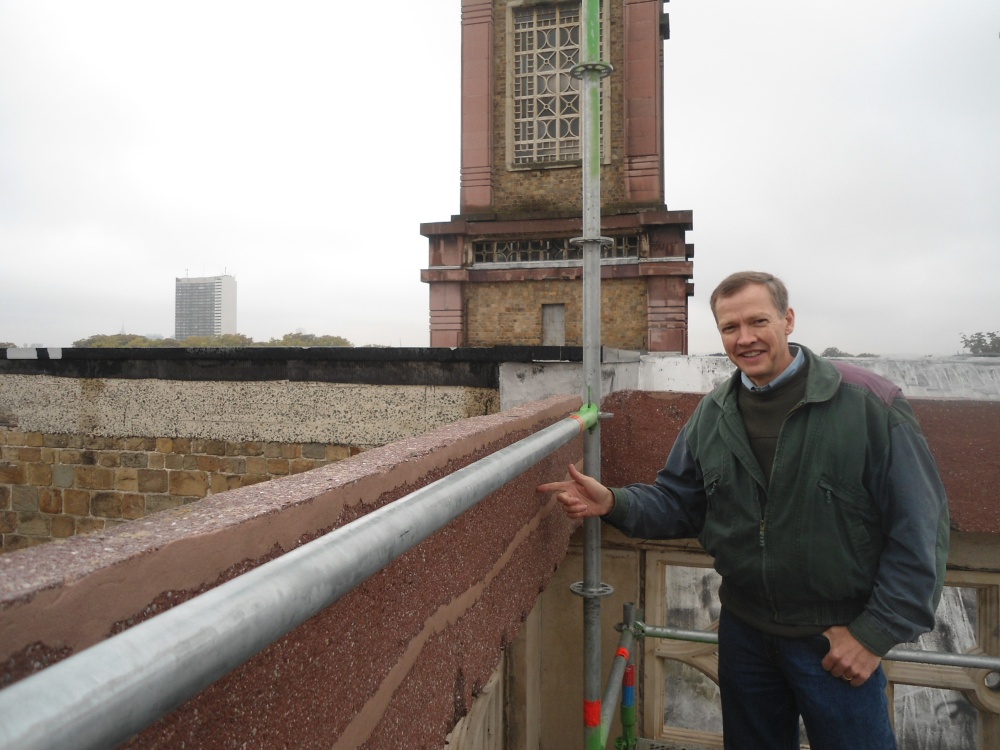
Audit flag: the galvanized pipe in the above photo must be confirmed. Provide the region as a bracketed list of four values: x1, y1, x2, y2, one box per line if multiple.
[599, 603, 637, 745]
[577, 0, 610, 747]
[639, 621, 1000, 675]
[0, 409, 597, 750]
[885, 647, 1000, 673]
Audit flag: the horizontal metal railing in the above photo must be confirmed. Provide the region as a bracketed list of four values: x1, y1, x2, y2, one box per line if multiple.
[0, 407, 597, 750]
[640, 622, 1000, 675]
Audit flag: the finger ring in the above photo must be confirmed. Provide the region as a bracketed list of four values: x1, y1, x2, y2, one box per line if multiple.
[842, 675, 852, 681]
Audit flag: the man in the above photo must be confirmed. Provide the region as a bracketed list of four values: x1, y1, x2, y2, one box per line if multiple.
[538, 271, 950, 750]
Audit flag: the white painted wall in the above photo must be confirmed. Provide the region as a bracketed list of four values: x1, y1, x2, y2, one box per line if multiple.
[500, 353, 1000, 408]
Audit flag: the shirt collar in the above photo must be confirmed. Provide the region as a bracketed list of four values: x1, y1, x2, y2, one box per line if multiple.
[741, 345, 804, 392]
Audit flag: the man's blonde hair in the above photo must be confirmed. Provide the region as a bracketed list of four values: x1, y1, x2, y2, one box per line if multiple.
[710, 271, 789, 319]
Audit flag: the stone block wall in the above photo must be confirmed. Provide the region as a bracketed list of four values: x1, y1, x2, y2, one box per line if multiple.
[0, 428, 357, 552]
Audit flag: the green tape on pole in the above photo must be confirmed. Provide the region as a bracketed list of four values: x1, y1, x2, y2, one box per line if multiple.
[576, 403, 600, 430]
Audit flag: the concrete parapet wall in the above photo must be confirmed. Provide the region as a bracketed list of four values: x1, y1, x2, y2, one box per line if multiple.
[502, 352, 1000, 407]
[827, 355, 1000, 400]
[0, 348, 532, 550]
[0, 395, 583, 749]
[0, 374, 498, 447]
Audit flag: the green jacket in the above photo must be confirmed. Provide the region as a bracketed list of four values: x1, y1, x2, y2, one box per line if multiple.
[607, 346, 950, 656]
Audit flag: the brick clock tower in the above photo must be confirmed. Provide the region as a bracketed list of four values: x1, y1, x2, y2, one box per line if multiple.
[421, 0, 693, 351]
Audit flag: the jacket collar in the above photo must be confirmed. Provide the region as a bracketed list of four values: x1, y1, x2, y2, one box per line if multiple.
[712, 343, 843, 410]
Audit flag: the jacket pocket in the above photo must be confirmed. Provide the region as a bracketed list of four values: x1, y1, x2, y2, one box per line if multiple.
[698, 466, 725, 557]
[703, 466, 722, 498]
[793, 477, 881, 601]
[817, 477, 880, 555]
[699, 464, 759, 581]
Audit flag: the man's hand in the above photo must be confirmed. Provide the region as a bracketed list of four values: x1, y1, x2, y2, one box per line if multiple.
[537, 463, 615, 520]
[822, 625, 882, 687]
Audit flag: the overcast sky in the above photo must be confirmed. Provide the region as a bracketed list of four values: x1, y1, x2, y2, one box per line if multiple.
[1, 1, 997, 355]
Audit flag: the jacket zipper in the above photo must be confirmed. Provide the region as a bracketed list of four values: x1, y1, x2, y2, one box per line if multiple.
[760, 398, 808, 618]
[760, 398, 808, 550]
[754, 483, 778, 618]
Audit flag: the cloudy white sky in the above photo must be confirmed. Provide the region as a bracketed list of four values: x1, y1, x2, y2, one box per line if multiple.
[1, 1, 997, 355]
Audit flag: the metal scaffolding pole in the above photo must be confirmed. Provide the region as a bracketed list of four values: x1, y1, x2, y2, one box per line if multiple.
[570, 1, 614, 747]
[600, 603, 637, 747]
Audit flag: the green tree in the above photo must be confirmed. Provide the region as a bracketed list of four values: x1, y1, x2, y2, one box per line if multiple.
[180, 333, 255, 348]
[261, 332, 352, 347]
[821, 347, 854, 358]
[72, 333, 161, 348]
[71, 332, 353, 348]
[1, 342, 16, 348]
[960, 331, 1000, 355]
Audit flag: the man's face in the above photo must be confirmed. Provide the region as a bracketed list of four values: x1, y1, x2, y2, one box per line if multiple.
[714, 283, 796, 387]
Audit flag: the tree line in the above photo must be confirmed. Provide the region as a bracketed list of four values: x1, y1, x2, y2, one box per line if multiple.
[959, 332, 1000, 356]
[2, 333, 353, 348]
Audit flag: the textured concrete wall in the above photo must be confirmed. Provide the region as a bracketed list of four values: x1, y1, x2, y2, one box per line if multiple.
[0, 354, 502, 551]
[0, 395, 582, 749]
[0, 374, 498, 447]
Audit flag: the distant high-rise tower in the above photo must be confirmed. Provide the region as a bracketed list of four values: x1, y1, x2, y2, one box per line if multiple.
[421, 0, 693, 352]
[174, 275, 237, 340]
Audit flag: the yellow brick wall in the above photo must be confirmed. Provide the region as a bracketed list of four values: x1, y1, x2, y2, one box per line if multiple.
[466, 278, 647, 349]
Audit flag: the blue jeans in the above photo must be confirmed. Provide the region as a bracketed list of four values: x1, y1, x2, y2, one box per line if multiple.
[718, 608, 896, 750]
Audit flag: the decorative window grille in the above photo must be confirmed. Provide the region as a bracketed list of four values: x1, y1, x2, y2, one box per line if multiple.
[512, 3, 604, 166]
[473, 236, 638, 264]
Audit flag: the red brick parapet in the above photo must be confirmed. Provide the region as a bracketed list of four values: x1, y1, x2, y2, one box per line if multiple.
[0, 395, 583, 748]
[599, 390, 1000, 536]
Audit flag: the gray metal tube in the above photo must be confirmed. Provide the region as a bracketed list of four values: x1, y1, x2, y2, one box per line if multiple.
[598, 629, 634, 746]
[0, 414, 588, 750]
[600, 603, 637, 742]
[639, 622, 1000, 672]
[885, 648, 1000, 672]
[640, 623, 720, 644]
[579, 0, 605, 747]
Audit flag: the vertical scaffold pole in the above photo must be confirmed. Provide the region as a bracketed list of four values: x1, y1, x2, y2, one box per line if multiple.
[570, 1, 614, 748]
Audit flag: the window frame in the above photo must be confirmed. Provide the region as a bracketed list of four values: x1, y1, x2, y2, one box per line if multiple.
[505, 0, 611, 171]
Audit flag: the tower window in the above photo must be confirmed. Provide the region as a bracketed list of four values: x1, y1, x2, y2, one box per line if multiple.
[473, 235, 638, 264]
[511, 2, 604, 166]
